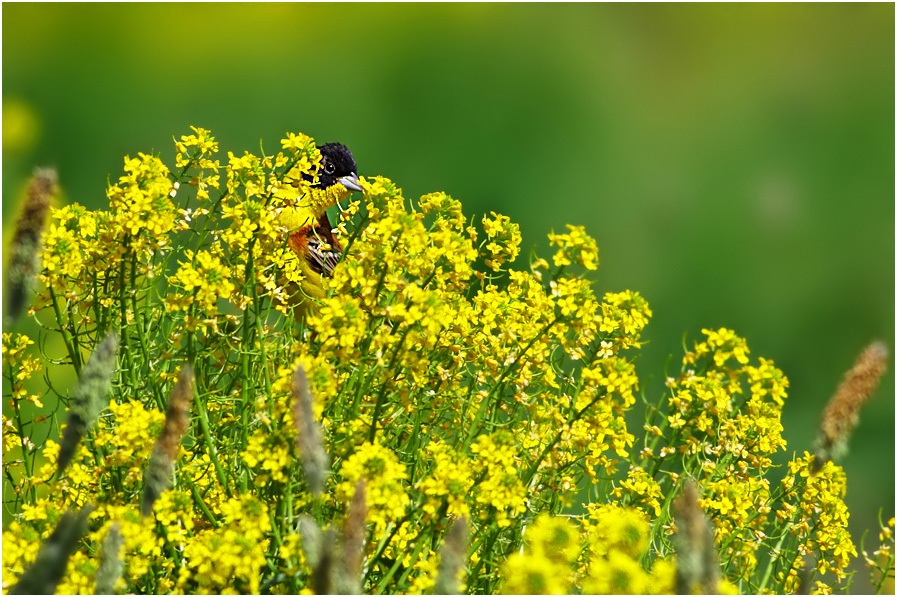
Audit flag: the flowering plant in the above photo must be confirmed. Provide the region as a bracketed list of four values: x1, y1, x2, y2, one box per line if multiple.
[2, 128, 892, 594]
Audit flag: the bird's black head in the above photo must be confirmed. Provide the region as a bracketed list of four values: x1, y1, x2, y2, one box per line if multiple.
[314, 142, 362, 192]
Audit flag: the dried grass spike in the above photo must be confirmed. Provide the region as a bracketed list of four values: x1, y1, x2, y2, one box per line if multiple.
[94, 523, 124, 594]
[672, 479, 720, 594]
[299, 515, 333, 594]
[338, 478, 367, 594]
[435, 516, 469, 595]
[4, 167, 56, 325]
[142, 365, 194, 516]
[292, 365, 329, 497]
[9, 506, 93, 595]
[57, 332, 120, 475]
[813, 341, 889, 471]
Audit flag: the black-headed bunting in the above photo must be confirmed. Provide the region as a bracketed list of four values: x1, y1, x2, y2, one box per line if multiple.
[287, 143, 361, 311]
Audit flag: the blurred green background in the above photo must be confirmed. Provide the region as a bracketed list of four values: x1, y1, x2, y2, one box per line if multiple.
[3, 1, 893, 584]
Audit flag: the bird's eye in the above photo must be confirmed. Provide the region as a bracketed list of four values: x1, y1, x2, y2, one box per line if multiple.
[324, 161, 336, 174]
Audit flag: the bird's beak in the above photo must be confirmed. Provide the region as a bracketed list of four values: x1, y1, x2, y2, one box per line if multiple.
[338, 172, 363, 193]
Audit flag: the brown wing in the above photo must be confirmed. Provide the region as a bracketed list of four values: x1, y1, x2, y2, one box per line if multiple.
[305, 212, 343, 277]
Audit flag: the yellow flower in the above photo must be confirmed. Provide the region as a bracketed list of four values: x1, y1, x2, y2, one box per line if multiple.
[481, 211, 522, 271]
[165, 248, 236, 329]
[183, 496, 271, 594]
[612, 466, 664, 517]
[94, 400, 166, 488]
[175, 125, 219, 168]
[417, 441, 474, 519]
[41, 215, 85, 280]
[583, 549, 651, 595]
[336, 442, 410, 535]
[107, 152, 177, 243]
[548, 224, 599, 270]
[585, 504, 650, 559]
[500, 549, 573, 594]
[241, 430, 292, 484]
[470, 431, 527, 528]
[525, 514, 582, 566]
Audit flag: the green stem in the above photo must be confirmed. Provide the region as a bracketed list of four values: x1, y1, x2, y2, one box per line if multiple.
[252, 276, 272, 398]
[184, 475, 219, 527]
[6, 369, 35, 503]
[466, 521, 502, 592]
[238, 237, 259, 476]
[521, 387, 604, 483]
[368, 326, 413, 444]
[383, 529, 431, 592]
[118, 237, 140, 397]
[192, 382, 231, 497]
[756, 521, 795, 593]
[47, 285, 82, 374]
[483, 315, 562, 423]
[135, 310, 166, 410]
[364, 513, 412, 585]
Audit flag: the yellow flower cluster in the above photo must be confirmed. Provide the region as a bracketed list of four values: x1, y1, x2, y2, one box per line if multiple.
[241, 428, 292, 484]
[165, 249, 236, 330]
[699, 474, 772, 574]
[94, 400, 166, 491]
[418, 440, 475, 519]
[481, 211, 522, 272]
[87, 505, 165, 592]
[175, 125, 221, 201]
[777, 453, 857, 584]
[2, 518, 43, 583]
[613, 465, 664, 516]
[548, 224, 600, 270]
[599, 290, 653, 349]
[16, 399, 164, 513]
[336, 442, 410, 535]
[2, 333, 45, 477]
[584, 503, 649, 558]
[3, 127, 879, 595]
[499, 508, 676, 595]
[107, 153, 177, 243]
[663, 328, 788, 472]
[500, 514, 580, 594]
[687, 326, 750, 368]
[39, 204, 91, 289]
[182, 496, 272, 594]
[470, 432, 528, 528]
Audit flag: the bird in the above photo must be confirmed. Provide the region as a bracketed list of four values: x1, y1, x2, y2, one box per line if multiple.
[284, 142, 362, 312]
